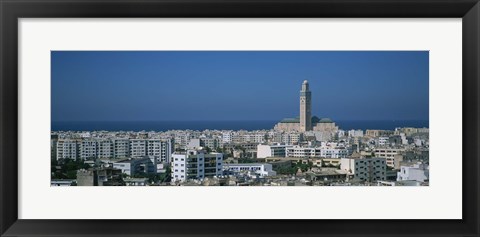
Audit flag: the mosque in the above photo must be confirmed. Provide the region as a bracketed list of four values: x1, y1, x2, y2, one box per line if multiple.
[274, 80, 339, 133]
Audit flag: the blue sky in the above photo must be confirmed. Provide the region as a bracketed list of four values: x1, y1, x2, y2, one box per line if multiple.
[51, 51, 429, 121]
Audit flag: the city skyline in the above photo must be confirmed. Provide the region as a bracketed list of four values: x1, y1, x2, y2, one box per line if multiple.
[51, 56, 430, 187]
[52, 51, 429, 122]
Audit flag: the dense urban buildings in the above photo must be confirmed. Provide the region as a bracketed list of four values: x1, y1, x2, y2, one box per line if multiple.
[51, 81, 429, 186]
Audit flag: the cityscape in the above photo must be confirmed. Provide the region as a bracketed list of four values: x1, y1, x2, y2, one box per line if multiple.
[51, 51, 429, 187]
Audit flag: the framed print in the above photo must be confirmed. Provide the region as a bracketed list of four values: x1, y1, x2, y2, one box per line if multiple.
[1, 0, 479, 236]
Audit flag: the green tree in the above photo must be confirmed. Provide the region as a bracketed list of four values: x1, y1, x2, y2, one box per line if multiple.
[205, 146, 212, 153]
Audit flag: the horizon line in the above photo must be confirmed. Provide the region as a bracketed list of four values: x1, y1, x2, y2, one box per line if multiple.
[52, 119, 429, 122]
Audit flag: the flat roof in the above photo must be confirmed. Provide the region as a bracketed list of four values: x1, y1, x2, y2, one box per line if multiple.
[224, 163, 270, 166]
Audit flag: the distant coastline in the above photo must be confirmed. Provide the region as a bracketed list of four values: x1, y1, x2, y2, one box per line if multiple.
[51, 120, 429, 132]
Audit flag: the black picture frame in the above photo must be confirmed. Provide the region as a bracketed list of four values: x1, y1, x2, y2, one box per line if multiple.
[1, 0, 479, 236]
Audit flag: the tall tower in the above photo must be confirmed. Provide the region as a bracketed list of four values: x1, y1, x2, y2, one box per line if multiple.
[299, 80, 312, 132]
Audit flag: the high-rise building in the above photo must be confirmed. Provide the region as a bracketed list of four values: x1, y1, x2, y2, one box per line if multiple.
[56, 139, 79, 160]
[300, 80, 312, 132]
[80, 140, 97, 160]
[113, 139, 130, 159]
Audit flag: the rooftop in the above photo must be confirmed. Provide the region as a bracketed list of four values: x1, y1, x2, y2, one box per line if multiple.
[319, 118, 333, 123]
[224, 163, 270, 167]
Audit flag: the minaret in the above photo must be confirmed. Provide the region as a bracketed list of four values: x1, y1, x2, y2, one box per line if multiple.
[300, 80, 312, 131]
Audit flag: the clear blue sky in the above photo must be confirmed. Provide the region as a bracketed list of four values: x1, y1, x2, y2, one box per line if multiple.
[51, 51, 429, 121]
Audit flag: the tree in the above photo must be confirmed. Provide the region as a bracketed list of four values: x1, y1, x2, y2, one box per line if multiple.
[158, 167, 172, 183]
[66, 170, 77, 179]
[276, 166, 296, 175]
[205, 146, 212, 153]
[238, 158, 256, 164]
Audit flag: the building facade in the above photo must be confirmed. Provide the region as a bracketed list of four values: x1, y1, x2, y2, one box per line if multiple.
[223, 163, 276, 177]
[340, 157, 387, 182]
[397, 163, 429, 182]
[256, 144, 292, 158]
[171, 149, 223, 182]
[300, 80, 312, 132]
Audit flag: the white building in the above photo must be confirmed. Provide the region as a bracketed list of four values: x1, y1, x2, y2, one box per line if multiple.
[223, 163, 276, 177]
[285, 145, 348, 158]
[282, 132, 302, 145]
[340, 157, 387, 182]
[113, 139, 130, 158]
[80, 140, 97, 160]
[311, 131, 333, 142]
[130, 139, 147, 157]
[201, 137, 219, 150]
[112, 158, 156, 176]
[348, 129, 364, 137]
[222, 131, 232, 144]
[159, 139, 174, 163]
[286, 146, 321, 158]
[397, 163, 429, 182]
[56, 139, 79, 160]
[256, 144, 291, 158]
[252, 133, 266, 144]
[97, 139, 114, 159]
[129, 138, 174, 163]
[147, 139, 163, 157]
[378, 137, 389, 146]
[187, 138, 201, 150]
[171, 149, 223, 182]
[320, 147, 349, 158]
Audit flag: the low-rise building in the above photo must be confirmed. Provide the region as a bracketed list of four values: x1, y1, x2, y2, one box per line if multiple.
[171, 149, 223, 182]
[76, 168, 124, 186]
[365, 129, 394, 138]
[112, 158, 156, 176]
[340, 157, 387, 182]
[348, 129, 364, 137]
[374, 148, 404, 168]
[223, 163, 276, 177]
[285, 146, 348, 158]
[397, 163, 429, 182]
[124, 178, 149, 186]
[257, 144, 292, 158]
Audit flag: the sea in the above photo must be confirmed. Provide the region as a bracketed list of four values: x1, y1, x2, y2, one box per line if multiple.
[51, 120, 429, 132]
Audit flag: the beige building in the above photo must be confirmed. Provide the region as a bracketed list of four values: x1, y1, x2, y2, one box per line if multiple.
[365, 129, 394, 138]
[374, 148, 404, 168]
[274, 80, 338, 133]
[299, 80, 312, 132]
